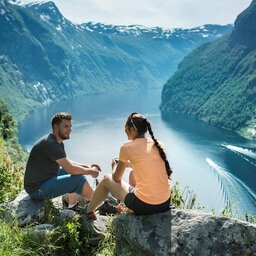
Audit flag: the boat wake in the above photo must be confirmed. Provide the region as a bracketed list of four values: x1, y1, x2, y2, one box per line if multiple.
[206, 158, 256, 215]
[221, 143, 256, 167]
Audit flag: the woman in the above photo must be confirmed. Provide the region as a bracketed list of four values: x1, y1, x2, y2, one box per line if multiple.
[86, 112, 172, 220]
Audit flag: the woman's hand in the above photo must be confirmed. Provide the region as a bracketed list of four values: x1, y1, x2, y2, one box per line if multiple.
[111, 158, 118, 171]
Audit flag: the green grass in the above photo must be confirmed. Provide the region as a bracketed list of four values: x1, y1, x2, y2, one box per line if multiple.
[91, 217, 116, 256]
[0, 219, 61, 256]
[0, 182, 255, 256]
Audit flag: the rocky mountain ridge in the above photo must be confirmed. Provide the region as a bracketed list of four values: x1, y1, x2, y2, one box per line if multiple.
[0, 0, 232, 121]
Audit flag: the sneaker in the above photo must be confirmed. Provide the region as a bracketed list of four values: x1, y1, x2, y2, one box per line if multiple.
[98, 201, 128, 215]
[98, 200, 119, 216]
[67, 202, 83, 213]
[116, 204, 127, 214]
[62, 199, 69, 209]
[82, 204, 97, 221]
[87, 211, 97, 221]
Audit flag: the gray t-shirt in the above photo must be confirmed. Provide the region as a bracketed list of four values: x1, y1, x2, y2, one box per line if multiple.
[24, 133, 66, 193]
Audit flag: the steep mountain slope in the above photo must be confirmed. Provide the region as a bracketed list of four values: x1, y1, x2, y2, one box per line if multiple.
[0, 0, 232, 122]
[161, 0, 256, 138]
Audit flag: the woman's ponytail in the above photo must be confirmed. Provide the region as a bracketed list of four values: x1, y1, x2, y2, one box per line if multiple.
[145, 119, 172, 178]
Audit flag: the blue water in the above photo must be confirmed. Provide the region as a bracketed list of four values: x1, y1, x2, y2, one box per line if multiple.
[18, 89, 256, 217]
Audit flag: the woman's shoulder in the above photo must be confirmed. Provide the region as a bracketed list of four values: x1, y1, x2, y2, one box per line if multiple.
[122, 138, 164, 148]
[121, 140, 133, 148]
[121, 139, 141, 150]
[148, 138, 165, 149]
[146, 137, 164, 144]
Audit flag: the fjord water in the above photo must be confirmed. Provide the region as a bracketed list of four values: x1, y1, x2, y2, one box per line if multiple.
[18, 89, 256, 217]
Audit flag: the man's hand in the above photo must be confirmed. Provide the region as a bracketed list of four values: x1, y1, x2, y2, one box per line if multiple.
[57, 158, 101, 177]
[91, 164, 102, 172]
[90, 166, 100, 178]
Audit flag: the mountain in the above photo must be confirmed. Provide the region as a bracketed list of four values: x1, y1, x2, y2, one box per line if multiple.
[0, 0, 232, 122]
[160, 1, 256, 139]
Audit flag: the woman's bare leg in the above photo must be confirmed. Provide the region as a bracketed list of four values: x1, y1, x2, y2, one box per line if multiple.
[87, 174, 130, 213]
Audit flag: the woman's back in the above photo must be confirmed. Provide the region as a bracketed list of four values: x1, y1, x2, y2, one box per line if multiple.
[120, 138, 170, 204]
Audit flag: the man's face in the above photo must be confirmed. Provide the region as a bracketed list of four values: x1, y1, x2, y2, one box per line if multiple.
[56, 119, 72, 140]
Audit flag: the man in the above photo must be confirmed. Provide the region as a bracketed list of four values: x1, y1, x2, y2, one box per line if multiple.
[24, 112, 100, 210]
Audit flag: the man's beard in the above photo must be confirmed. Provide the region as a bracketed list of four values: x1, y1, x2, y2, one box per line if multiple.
[58, 131, 70, 140]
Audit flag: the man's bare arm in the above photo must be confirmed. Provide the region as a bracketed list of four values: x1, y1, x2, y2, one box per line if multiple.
[56, 158, 99, 178]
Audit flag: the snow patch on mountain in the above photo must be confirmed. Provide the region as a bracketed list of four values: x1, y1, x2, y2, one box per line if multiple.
[80, 22, 230, 41]
[1, 8, 6, 15]
[56, 24, 61, 31]
[39, 13, 50, 21]
[8, 0, 47, 5]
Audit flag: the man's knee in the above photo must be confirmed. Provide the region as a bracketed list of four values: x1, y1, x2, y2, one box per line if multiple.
[72, 174, 87, 183]
[70, 175, 87, 194]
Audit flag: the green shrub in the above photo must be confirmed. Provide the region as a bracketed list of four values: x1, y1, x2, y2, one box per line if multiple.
[170, 181, 203, 210]
[51, 215, 91, 256]
[0, 100, 27, 203]
[0, 137, 23, 203]
[38, 200, 92, 255]
[246, 213, 256, 224]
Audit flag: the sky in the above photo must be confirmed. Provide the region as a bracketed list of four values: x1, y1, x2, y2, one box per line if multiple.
[20, 0, 252, 28]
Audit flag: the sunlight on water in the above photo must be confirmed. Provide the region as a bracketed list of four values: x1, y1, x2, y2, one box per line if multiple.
[18, 90, 256, 216]
[206, 158, 256, 216]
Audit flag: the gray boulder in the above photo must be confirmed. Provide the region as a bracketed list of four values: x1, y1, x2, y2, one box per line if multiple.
[0, 190, 67, 226]
[0, 190, 109, 246]
[0, 190, 46, 226]
[113, 209, 256, 256]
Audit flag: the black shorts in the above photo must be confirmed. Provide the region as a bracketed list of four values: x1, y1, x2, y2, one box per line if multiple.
[124, 187, 170, 215]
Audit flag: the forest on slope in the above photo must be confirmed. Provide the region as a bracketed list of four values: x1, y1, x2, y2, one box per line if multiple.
[161, 0, 256, 139]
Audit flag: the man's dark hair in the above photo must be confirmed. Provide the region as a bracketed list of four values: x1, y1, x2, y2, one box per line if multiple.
[51, 112, 72, 129]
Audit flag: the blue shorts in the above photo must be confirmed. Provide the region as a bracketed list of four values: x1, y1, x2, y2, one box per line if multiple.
[29, 169, 87, 200]
[124, 187, 170, 215]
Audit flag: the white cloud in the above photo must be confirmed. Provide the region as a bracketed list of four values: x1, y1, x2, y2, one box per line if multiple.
[26, 0, 253, 28]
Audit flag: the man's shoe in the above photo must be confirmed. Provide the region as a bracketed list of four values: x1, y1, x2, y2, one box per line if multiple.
[62, 199, 69, 209]
[67, 202, 83, 213]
